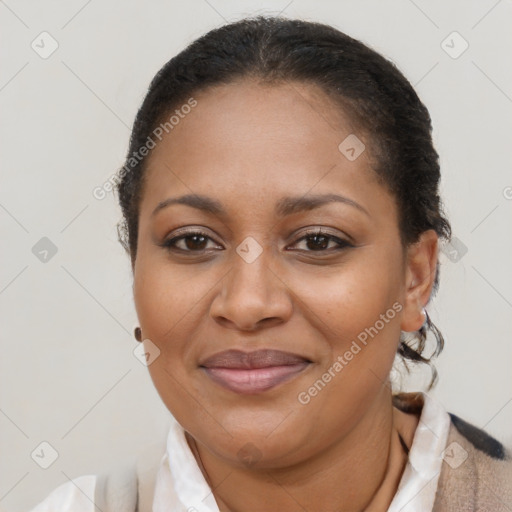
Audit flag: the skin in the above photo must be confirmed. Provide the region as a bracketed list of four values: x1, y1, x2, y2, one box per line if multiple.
[132, 79, 438, 511]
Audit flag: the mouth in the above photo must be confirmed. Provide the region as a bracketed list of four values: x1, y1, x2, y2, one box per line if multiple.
[199, 349, 312, 395]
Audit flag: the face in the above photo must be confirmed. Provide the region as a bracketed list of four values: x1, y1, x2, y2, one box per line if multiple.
[133, 79, 435, 469]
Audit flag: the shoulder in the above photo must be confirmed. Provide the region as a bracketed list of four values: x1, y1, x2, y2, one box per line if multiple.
[28, 475, 97, 512]
[433, 413, 512, 512]
[28, 437, 166, 512]
[447, 413, 509, 460]
[28, 465, 139, 512]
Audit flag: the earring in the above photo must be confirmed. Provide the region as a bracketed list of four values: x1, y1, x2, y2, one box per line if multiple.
[134, 326, 142, 342]
[421, 308, 427, 327]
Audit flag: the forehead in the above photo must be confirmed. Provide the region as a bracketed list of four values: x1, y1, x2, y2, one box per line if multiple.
[139, 79, 388, 220]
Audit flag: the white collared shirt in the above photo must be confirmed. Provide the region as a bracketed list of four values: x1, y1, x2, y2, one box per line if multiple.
[29, 392, 451, 512]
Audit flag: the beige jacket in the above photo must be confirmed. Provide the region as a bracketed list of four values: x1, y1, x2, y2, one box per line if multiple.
[432, 413, 512, 511]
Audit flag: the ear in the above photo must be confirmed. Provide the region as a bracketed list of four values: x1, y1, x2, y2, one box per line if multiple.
[401, 230, 439, 332]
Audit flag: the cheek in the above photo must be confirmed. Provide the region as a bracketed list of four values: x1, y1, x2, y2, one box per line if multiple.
[286, 260, 403, 436]
[133, 252, 213, 341]
[133, 259, 213, 416]
[285, 253, 405, 417]
[288, 249, 403, 349]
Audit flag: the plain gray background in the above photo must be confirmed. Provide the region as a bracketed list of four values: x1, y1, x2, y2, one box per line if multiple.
[1, 0, 511, 510]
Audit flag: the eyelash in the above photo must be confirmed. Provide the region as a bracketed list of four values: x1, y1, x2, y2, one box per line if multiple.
[161, 228, 353, 254]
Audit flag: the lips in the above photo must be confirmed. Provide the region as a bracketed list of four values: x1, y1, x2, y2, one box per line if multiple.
[200, 349, 311, 394]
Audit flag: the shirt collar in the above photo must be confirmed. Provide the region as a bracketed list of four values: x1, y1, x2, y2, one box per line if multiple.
[388, 392, 451, 512]
[154, 391, 450, 512]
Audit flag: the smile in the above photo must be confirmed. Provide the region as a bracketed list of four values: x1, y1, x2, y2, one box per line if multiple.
[199, 349, 312, 394]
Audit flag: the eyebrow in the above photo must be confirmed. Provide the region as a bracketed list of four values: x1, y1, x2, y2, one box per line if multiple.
[151, 193, 370, 218]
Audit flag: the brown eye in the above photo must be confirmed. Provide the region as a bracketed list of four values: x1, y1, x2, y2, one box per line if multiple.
[291, 229, 353, 252]
[162, 230, 221, 253]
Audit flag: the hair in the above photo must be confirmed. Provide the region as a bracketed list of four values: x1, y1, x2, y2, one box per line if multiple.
[114, 15, 452, 390]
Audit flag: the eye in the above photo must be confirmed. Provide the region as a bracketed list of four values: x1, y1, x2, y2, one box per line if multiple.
[160, 228, 353, 255]
[289, 229, 353, 252]
[161, 229, 222, 253]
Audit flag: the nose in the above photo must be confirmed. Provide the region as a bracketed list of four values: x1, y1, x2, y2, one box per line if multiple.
[210, 248, 293, 332]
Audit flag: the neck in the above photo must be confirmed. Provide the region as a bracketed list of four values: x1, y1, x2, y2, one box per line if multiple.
[187, 386, 417, 512]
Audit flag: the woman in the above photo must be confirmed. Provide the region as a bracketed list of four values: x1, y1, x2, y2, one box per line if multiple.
[30, 15, 512, 512]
